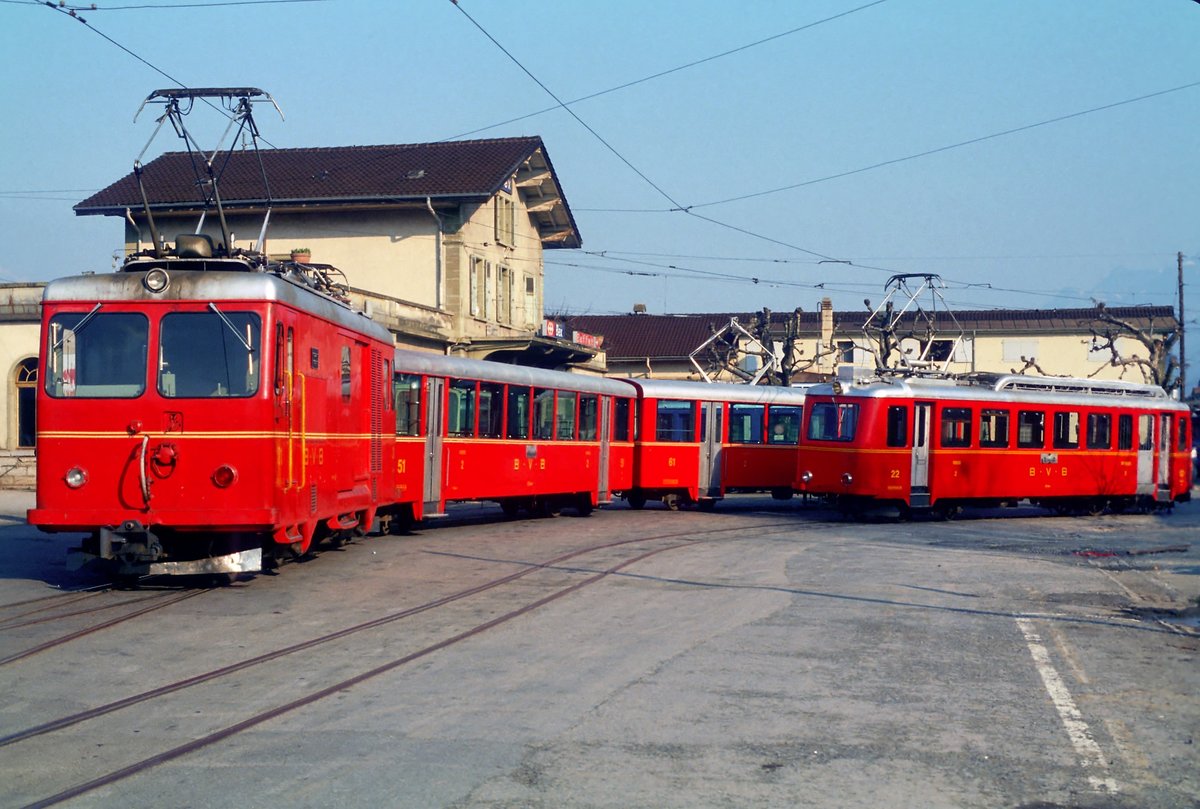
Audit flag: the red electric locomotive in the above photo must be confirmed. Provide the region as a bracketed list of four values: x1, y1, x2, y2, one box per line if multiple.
[29, 246, 398, 576]
[618, 379, 808, 509]
[384, 350, 635, 527]
[795, 373, 1193, 517]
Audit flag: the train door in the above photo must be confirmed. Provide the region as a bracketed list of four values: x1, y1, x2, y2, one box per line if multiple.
[598, 395, 612, 503]
[1135, 413, 1155, 496]
[698, 401, 724, 498]
[368, 348, 384, 501]
[1157, 413, 1172, 503]
[423, 376, 445, 516]
[910, 402, 933, 507]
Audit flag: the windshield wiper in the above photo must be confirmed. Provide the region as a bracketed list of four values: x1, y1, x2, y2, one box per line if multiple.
[208, 302, 253, 351]
[51, 303, 102, 351]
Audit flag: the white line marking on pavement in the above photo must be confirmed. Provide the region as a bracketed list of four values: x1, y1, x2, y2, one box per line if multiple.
[1015, 617, 1119, 795]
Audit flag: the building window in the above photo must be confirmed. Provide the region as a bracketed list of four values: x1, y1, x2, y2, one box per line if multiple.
[16, 358, 37, 448]
[469, 256, 488, 319]
[524, 274, 537, 328]
[497, 265, 511, 326]
[837, 340, 856, 364]
[494, 195, 515, 247]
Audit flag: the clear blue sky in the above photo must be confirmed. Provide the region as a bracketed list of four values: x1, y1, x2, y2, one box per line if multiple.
[2, 1, 1197, 361]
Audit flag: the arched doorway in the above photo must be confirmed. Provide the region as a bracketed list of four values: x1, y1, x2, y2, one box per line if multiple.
[16, 357, 36, 448]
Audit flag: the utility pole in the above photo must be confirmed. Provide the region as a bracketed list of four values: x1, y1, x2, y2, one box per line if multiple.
[1179, 251, 1187, 395]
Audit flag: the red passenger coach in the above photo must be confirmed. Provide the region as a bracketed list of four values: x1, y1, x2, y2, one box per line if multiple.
[29, 260, 397, 577]
[386, 350, 635, 524]
[795, 374, 1192, 517]
[619, 379, 807, 509]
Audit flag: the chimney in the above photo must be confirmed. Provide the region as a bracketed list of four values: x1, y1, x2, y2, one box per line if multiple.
[819, 297, 835, 373]
[632, 303, 647, 314]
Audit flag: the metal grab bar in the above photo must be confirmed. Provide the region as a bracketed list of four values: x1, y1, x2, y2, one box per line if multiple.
[139, 435, 151, 505]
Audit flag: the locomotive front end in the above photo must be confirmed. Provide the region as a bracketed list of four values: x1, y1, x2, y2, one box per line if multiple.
[28, 271, 274, 578]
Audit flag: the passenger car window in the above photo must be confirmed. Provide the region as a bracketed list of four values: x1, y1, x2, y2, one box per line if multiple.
[807, 402, 859, 442]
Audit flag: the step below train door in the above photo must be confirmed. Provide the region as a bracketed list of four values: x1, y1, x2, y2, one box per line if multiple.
[423, 376, 445, 517]
[909, 402, 933, 508]
[1156, 412, 1172, 503]
[1135, 412, 1155, 498]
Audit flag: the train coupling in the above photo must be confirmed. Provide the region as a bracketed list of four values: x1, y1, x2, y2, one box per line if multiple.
[67, 521, 262, 577]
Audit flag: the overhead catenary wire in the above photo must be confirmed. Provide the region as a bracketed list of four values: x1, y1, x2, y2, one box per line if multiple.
[441, 0, 891, 141]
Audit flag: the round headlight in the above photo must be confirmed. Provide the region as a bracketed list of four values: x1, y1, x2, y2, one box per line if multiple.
[143, 268, 170, 293]
[841, 472, 854, 486]
[800, 471, 813, 483]
[212, 465, 238, 488]
[65, 467, 88, 489]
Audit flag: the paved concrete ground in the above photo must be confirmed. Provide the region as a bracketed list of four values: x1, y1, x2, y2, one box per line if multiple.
[0, 490, 1197, 808]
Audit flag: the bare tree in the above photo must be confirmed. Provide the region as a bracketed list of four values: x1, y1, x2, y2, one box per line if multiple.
[1084, 303, 1180, 390]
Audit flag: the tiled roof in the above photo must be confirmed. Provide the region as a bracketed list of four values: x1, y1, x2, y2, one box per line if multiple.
[567, 307, 1178, 360]
[78, 137, 545, 209]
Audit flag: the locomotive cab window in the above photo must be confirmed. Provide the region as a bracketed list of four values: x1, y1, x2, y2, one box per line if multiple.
[47, 310, 149, 398]
[158, 310, 260, 398]
[1017, 410, 1045, 448]
[807, 402, 859, 442]
[1052, 411, 1080, 449]
[979, 409, 1009, 448]
[394, 374, 422, 436]
[768, 406, 802, 444]
[656, 400, 695, 442]
[1178, 416, 1190, 451]
[1086, 413, 1112, 450]
[886, 405, 908, 448]
[940, 407, 972, 448]
[729, 403, 764, 444]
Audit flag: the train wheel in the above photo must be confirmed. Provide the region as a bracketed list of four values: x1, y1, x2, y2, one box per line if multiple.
[770, 487, 794, 501]
[500, 500, 521, 519]
[932, 503, 959, 521]
[663, 494, 682, 511]
[627, 491, 647, 510]
[697, 498, 717, 512]
[1085, 499, 1108, 517]
[573, 493, 594, 517]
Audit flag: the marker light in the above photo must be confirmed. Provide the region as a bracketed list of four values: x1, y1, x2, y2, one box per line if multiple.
[64, 467, 88, 489]
[212, 465, 238, 488]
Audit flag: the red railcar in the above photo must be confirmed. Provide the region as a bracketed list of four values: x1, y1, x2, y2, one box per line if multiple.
[383, 350, 635, 525]
[795, 374, 1193, 517]
[617, 379, 808, 509]
[28, 257, 397, 576]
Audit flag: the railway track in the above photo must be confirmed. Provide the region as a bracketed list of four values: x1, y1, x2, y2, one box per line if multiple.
[8, 520, 800, 808]
[0, 590, 206, 668]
